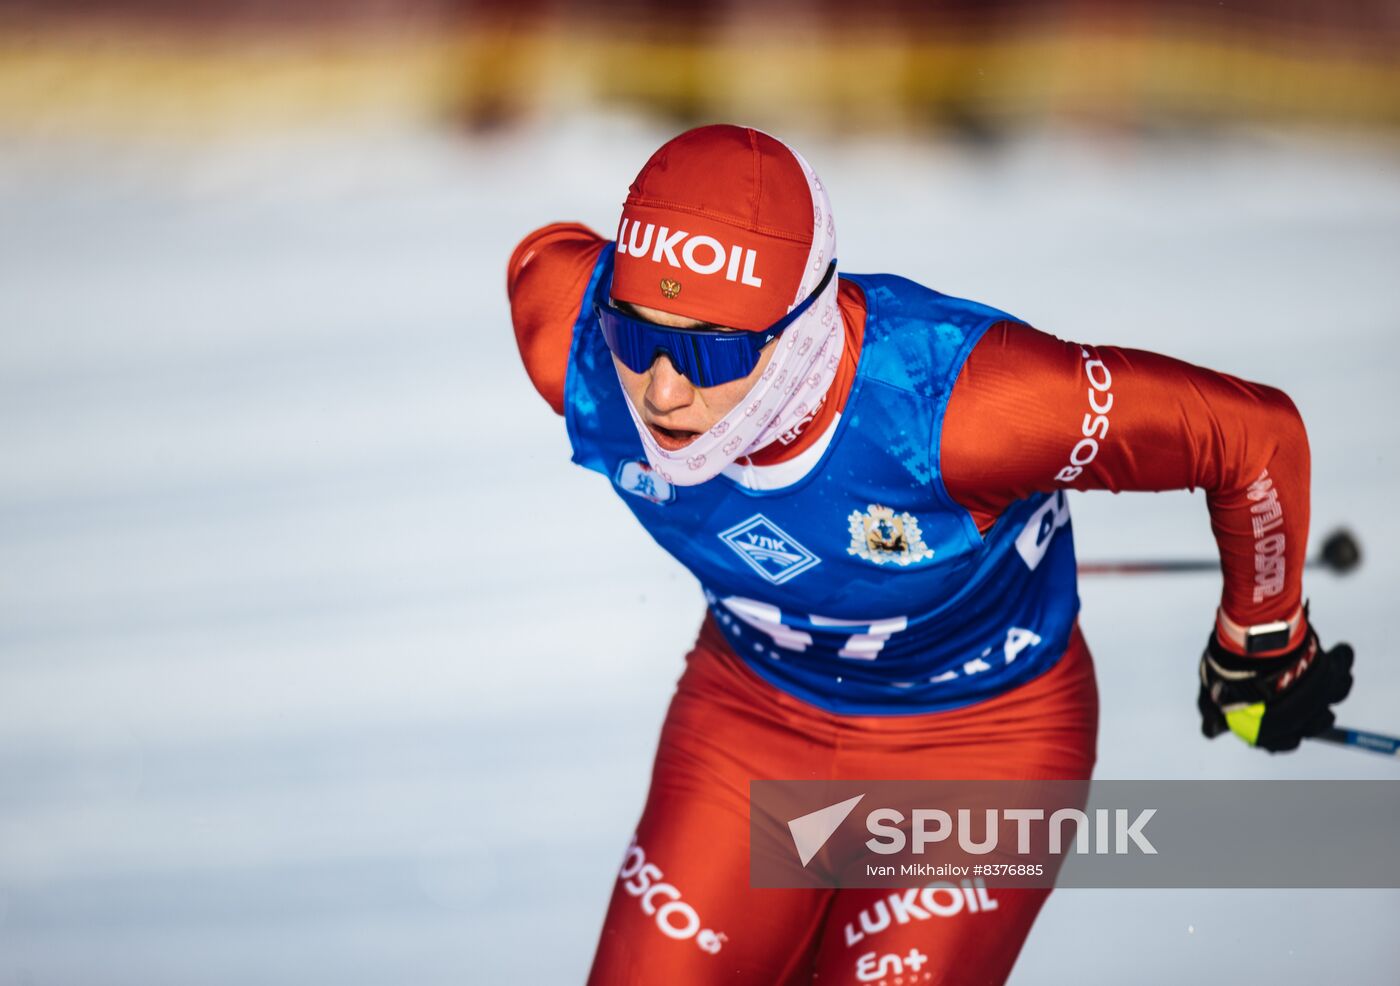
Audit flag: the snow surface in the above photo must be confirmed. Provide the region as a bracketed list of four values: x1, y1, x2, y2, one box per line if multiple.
[1, 117, 1398, 983]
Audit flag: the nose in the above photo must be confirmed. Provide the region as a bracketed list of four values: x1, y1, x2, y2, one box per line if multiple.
[644, 353, 696, 415]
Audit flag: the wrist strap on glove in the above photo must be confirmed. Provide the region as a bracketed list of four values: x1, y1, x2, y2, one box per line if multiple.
[1198, 608, 1355, 752]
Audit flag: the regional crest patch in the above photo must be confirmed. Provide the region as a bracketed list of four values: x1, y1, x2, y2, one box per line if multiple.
[615, 459, 675, 504]
[847, 504, 935, 566]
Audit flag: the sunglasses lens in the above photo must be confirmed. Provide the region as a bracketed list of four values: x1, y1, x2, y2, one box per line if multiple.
[597, 307, 763, 387]
[597, 310, 654, 374]
[686, 339, 761, 387]
[595, 259, 832, 389]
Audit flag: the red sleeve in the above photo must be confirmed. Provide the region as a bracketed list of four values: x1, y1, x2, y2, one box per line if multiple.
[942, 322, 1310, 631]
[507, 222, 608, 415]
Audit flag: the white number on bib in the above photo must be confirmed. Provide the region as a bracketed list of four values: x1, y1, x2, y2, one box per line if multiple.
[1015, 491, 1071, 572]
[720, 596, 909, 661]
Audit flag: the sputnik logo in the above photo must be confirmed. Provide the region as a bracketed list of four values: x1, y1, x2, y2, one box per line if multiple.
[788, 794, 864, 867]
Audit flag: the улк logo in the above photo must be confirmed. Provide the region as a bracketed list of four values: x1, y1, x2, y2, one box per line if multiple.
[719, 514, 821, 585]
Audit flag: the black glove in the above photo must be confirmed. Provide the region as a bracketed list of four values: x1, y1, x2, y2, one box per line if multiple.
[1197, 619, 1355, 753]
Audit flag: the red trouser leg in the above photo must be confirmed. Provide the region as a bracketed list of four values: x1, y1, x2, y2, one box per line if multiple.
[587, 617, 1099, 986]
[813, 886, 1050, 985]
[586, 613, 839, 984]
[586, 795, 829, 984]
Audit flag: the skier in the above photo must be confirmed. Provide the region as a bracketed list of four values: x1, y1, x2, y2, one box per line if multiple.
[506, 125, 1354, 985]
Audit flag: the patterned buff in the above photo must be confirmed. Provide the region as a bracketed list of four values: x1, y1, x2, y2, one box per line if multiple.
[608, 125, 843, 486]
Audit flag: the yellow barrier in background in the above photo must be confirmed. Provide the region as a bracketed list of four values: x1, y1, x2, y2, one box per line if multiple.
[1, 20, 1397, 137]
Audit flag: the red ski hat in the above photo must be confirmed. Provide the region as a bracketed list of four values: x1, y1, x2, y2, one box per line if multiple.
[611, 125, 820, 332]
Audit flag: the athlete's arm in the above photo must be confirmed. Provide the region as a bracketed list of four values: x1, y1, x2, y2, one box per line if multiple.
[507, 222, 608, 415]
[941, 322, 1309, 635]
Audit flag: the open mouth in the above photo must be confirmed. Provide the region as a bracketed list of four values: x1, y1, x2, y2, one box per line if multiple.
[647, 421, 700, 451]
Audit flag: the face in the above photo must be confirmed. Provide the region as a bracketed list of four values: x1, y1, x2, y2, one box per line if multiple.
[609, 301, 780, 452]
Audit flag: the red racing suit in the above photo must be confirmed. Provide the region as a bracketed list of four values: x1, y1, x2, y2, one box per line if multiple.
[507, 223, 1311, 984]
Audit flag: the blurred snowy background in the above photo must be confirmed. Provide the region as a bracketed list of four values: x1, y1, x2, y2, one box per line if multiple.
[2, 2, 1400, 983]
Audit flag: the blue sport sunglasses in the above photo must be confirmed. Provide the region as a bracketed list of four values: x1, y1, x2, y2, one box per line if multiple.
[595, 260, 836, 388]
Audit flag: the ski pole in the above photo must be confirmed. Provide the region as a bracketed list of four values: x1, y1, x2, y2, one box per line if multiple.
[1308, 726, 1400, 757]
[1077, 529, 1361, 577]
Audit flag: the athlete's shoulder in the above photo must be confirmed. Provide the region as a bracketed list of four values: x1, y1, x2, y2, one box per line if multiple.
[507, 223, 608, 415]
[844, 272, 1022, 327]
[506, 222, 606, 299]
